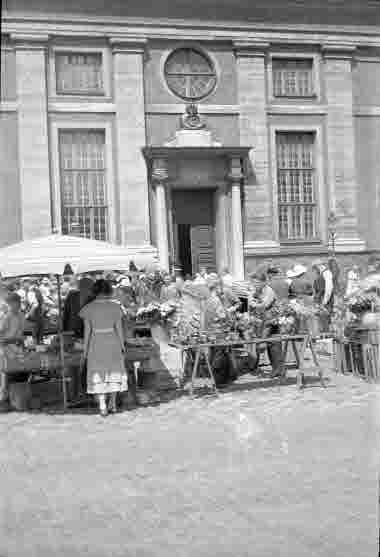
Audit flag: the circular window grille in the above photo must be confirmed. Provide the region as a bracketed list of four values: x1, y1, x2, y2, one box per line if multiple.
[164, 48, 217, 101]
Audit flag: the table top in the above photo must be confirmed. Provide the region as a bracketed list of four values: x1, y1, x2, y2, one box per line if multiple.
[169, 334, 310, 350]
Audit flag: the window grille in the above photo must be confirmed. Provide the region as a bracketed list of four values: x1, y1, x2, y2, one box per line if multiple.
[59, 130, 108, 241]
[272, 58, 314, 97]
[276, 132, 318, 241]
[56, 53, 104, 95]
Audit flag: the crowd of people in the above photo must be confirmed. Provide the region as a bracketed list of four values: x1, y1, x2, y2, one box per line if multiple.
[0, 254, 378, 415]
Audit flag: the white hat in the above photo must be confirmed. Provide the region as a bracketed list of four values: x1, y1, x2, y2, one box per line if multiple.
[119, 277, 131, 288]
[287, 264, 307, 278]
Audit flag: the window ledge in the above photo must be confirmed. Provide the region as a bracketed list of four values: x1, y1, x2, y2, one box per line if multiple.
[279, 242, 328, 256]
[56, 91, 106, 97]
[273, 94, 317, 100]
[280, 239, 321, 245]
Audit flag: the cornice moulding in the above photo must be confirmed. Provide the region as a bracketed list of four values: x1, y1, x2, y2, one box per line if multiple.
[109, 35, 147, 53]
[2, 23, 380, 48]
[10, 32, 49, 49]
[233, 40, 270, 57]
[321, 42, 357, 59]
[3, 10, 380, 36]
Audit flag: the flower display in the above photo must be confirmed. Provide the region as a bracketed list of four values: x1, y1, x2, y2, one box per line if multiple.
[135, 300, 179, 325]
[347, 291, 380, 315]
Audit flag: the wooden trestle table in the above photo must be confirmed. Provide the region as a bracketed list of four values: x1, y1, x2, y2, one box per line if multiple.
[170, 333, 324, 397]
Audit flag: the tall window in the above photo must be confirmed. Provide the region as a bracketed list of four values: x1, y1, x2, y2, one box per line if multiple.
[59, 130, 108, 241]
[276, 132, 317, 241]
[272, 58, 314, 98]
[55, 53, 104, 95]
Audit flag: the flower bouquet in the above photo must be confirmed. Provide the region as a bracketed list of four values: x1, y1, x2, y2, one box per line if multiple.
[135, 302, 161, 323]
[158, 301, 178, 322]
[278, 315, 297, 335]
[236, 312, 264, 339]
[140, 270, 166, 300]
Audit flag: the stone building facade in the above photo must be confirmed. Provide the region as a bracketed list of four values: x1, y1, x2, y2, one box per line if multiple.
[1, 1, 380, 277]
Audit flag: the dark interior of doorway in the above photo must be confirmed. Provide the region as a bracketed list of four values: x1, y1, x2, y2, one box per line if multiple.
[177, 223, 192, 277]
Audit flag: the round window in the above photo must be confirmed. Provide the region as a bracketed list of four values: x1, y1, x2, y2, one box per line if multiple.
[164, 48, 217, 101]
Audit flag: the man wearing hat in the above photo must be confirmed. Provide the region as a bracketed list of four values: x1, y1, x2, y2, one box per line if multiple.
[288, 264, 313, 300]
[267, 264, 289, 301]
[248, 269, 284, 378]
[312, 259, 334, 331]
[287, 263, 314, 334]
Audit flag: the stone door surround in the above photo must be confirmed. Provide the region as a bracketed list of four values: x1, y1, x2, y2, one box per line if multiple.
[143, 146, 250, 278]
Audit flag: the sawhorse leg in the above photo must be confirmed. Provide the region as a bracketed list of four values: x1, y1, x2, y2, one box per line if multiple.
[190, 348, 201, 398]
[190, 347, 218, 397]
[227, 347, 239, 379]
[296, 337, 307, 389]
[291, 340, 301, 369]
[296, 336, 326, 389]
[204, 348, 219, 396]
[180, 348, 194, 388]
[308, 336, 326, 387]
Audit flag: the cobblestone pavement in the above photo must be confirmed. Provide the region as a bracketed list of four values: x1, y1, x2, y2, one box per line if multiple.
[0, 361, 379, 557]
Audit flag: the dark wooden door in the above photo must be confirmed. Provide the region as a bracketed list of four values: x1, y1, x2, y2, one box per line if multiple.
[190, 225, 216, 275]
[172, 189, 216, 275]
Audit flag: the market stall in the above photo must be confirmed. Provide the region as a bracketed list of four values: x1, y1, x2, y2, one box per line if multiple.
[333, 278, 380, 382]
[0, 233, 159, 411]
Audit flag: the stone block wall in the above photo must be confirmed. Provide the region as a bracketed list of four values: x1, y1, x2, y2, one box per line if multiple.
[0, 114, 22, 247]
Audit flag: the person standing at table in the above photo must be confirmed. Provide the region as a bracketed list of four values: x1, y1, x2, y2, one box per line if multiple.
[248, 270, 284, 379]
[25, 283, 45, 344]
[345, 264, 361, 298]
[0, 293, 25, 403]
[204, 276, 233, 386]
[312, 259, 334, 332]
[287, 264, 314, 334]
[266, 264, 289, 301]
[79, 279, 128, 417]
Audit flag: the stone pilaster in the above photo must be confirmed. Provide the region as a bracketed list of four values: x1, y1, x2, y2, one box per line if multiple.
[323, 43, 365, 252]
[151, 158, 169, 271]
[111, 37, 150, 247]
[12, 33, 51, 239]
[228, 158, 245, 279]
[234, 41, 278, 254]
[214, 184, 229, 273]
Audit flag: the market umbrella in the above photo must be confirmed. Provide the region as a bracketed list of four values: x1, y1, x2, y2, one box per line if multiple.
[0, 234, 159, 410]
[0, 233, 158, 277]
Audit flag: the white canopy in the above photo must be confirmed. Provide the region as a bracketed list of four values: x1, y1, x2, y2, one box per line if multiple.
[0, 234, 159, 278]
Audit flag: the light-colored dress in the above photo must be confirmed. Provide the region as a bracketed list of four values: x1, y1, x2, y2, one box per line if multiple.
[79, 298, 128, 395]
